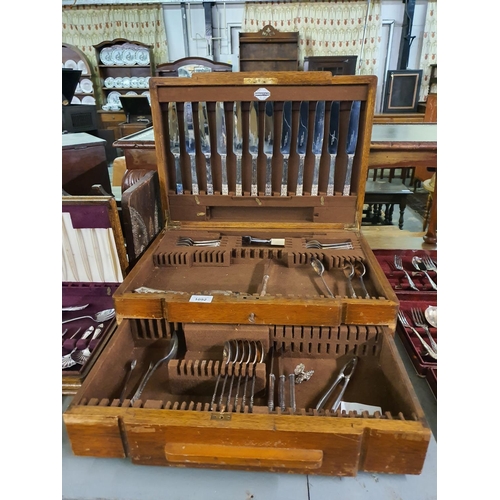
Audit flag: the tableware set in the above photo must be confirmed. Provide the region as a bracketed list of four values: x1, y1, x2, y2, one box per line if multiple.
[100, 43, 150, 66]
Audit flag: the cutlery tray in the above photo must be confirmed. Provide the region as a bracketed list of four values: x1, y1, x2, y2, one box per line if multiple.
[64, 318, 431, 476]
[64, 73, 431, 476]
[62, 195, 128, 394]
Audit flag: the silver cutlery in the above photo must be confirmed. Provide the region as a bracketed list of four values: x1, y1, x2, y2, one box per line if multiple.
[343, 100, 361, 196]
[184, 101, 199, 195]
[177, 236, 221, 247]
[411, 308, 437, 354]
[234, 340, 252, 408]
[249, 341, 264, 412]
[211, 340, 233, 411]
[233, 102, 244, 196]
[242, 236, 285, 246]
[289, 372, 296, 412]
[425, 305, 437, 328]
[199, 102, 213, 195]
[305, 239, 353, 250]
[393, 255, 419, 291]
[119, 359, 137, 404]
[72, 323, 104, 365]
[316, 356, 358, 412]
[62, 304, 89, 312]
[311, 100, 325, 196]
[218, 339, 239, 409]
[268, 345, 275, 412]
[62, 308, 115, 325]
[277, 347, 286, 411]
[422, 255, 437, 272]
[412, 256, 437, 291]
[263, 101, 274, 196]
[62, 328, 68, 337]
[326, 101, 340, 196]
[343, 262, 357, 298]
[296, 101, 309, 196]
[62, 326, 93, 369]
[354, 261, 370, 299]
[310, 257, 334, 298]
[243, 341, 260, 409]
[130, 332, 179, 404]
[280, 101, 292, 196]
[398, 311, 437, 360]
[168, 102, 183, 195]
[249, 102, 259, 196]
[216, 101, 229, 195]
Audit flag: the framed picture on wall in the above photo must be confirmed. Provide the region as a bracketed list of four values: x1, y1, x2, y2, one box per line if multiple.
[382, 69, 423, 113]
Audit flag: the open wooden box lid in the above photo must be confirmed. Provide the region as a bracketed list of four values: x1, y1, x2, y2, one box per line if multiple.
[113, 73, 399, 329]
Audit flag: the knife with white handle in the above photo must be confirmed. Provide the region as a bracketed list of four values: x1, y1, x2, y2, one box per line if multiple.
[249, 102, 259, 196]
[326, 101, 340, 196]
[280, 101, 292, 196]
[184, 102, 199, 195]
[263, 101, 274, 196]
[296, 101, 309, 196]
[311, 100, 325, 196]
[216, 102, 229, 195]
[343, 100, 361, 196]
[199, 102, 213, 195]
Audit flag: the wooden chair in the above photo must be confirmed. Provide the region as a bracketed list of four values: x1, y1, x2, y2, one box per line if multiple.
[156, 57, 232, 77]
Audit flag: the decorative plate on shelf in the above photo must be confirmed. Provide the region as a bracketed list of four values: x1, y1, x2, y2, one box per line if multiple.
[141, 91, 151, 104]
[137, 77, 146, 88]
[125, 91, 138, 96]
[122, 49, 136, 65]
[104, 77, 115, 88]
[77, 60, 88, 74]
[100, 47, 113, 65]
[107, 91, 122, 105]
[114, 77, 123, 88]
[81, 96, 96, 105]
[71, 96, 81, 104]
[135, 48, 150, 65]
[64, 59, 77, 70]
[111, 47, 124, 65]
[130, 76, 139, 88]
[80, 78, 93, 93]
[122, 77, 131, 88]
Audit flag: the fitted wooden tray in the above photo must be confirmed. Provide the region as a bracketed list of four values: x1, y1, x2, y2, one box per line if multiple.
[64, 318, 431, 475]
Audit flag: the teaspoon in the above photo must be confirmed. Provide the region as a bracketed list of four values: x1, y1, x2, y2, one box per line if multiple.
[310, 258, 334, 298]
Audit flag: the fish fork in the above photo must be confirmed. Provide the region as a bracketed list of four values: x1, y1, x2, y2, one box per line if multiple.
[398, 311, 437, 360]
[393, 255, 419, 291]
[305, 239, 353, 250]
[177, 237, 221, 247]
[411, 308, 438, 354]
[422, 255, 437, 272]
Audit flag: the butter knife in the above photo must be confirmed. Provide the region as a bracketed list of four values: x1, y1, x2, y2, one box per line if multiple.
[311, 100, 325, 196]
[199, 102, 213, 195]
[280, 101, 292, 196]
[263, 101, 274, 196]
[343, 100, 361, 196]
[249, 102, 259, 196]
[327, 101, 340, 196]
[216, 102, 229, 195]
[233, 102, 244, 196]
[296, 101, 309, 196]
[168, 102, 183, 195]
[184, 102, 199, 195]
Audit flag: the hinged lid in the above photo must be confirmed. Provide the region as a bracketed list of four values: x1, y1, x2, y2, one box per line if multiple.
[149, 72, 376, 232]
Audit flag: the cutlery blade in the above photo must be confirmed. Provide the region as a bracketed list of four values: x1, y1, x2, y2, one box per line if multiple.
[327, 101, 340, 196]
[184, 102, 199, 195]
[296, 101, 309, 196]
[233, 102, 244, 196]
[311, 100, 325, 196]
[343, 100, 361, 196]
[168, 102, 183, 195]
[249, 102, 259, 196]
[199, 102, 214, 195]
[280, 101, 292, 196]
[216, 102, 229, 195]
[263, 101, 274, 195]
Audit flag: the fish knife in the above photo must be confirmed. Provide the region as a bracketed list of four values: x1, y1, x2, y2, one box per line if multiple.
[327, 101, 340, 196]
[343, 100, 361, 196]
[184, 102, 199, 195]
[199, 102, 214, 195]
[296, 101, 309, 196]
[216, 102, 229, 195]
[280, 101, 292, 196]
[233, 102, 244, 196]
[311, 100, 325, 196]
[168, 102, 183, 195]
[263, 101, 274, 196]
[249, 102, 259, 196]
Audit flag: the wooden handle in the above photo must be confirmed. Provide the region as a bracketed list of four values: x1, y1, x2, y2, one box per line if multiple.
[165, 443, 323, 469]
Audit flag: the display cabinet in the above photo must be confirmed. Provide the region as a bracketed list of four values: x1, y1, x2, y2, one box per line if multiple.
[62, 43, 96, 105]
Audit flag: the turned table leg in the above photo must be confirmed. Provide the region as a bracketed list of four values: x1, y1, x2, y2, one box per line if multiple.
[423, 173, 437, 244]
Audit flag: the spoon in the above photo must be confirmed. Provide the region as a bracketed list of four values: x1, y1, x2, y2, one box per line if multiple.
[412, 256, 438, 291]
[354, 261, 370, 299]
[211, 340, 232, 410]
[342, 262, 357, 298]
[310, 258, 334, 298]
[119, 359, 137, 404]
[425, 306, 437, 328]
[62, 308, 115, 325]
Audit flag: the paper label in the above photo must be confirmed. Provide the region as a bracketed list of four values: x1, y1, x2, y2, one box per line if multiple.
[340, 402, 382, 415]
[254, 88, 271, 101]
[189, 295, 214, 303]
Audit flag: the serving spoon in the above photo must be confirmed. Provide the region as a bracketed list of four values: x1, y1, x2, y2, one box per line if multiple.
[62, 308, 115, 325]
[425, 306, 437, 328]
[310, 258, 334, 298]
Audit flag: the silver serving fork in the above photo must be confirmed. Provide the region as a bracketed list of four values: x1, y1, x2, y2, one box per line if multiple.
[177, 237, 221, 247]
[398, 311, 437, 359]
[411, 308, 438, 354]
[393, 255, 419, 291]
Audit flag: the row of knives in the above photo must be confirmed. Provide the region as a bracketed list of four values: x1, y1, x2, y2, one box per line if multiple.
[167, 99, 361, 197]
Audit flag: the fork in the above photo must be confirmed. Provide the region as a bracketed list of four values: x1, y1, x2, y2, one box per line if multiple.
[398, 311, 437, 360]
[72, 323, 104, 365]
[177, 237, 221, 247]
[305, 240, 354, 250]
[411, 308, 438, 354]
[393, 255, 419, 291]
[422, 255, 437, 272]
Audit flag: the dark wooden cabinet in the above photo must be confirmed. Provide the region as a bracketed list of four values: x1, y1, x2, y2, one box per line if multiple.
[303, 56, 358, 75]
[239, 25, 299, 72]
[62, 43, 96, 105]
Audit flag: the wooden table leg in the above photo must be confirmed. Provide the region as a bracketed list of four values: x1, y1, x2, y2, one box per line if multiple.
[423, 173, 437, 244]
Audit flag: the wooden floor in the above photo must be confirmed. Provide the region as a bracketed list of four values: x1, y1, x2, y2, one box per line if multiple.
[361, 225, 437, 251]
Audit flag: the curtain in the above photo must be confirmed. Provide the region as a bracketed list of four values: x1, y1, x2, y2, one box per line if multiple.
[418, 1, 437, 101]
[62, 4, 169, 75]
[242, 1, 382, 75]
